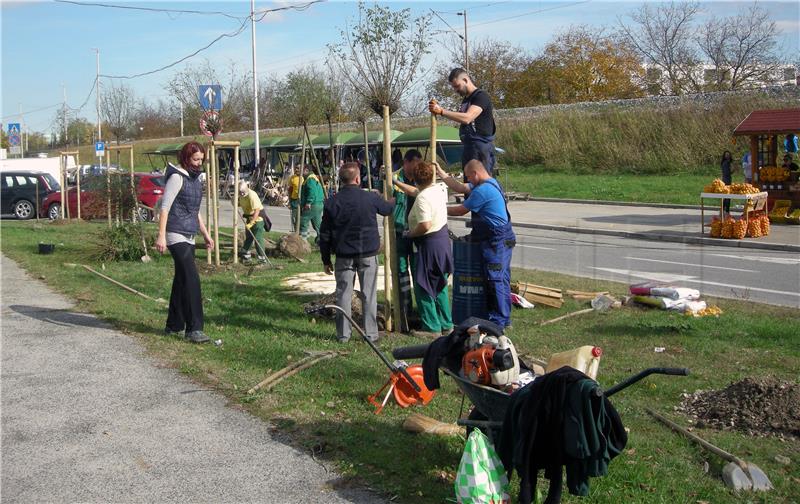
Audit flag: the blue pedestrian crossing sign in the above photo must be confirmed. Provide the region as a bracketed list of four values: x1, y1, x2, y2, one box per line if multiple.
[7, 123, 21, 146]
[198, 84, 222, 111]
[95, 141, 105, 157]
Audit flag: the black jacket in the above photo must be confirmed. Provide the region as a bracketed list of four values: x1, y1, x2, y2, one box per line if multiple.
[497, 367, 627, 504]
[319, 185, 394, 266]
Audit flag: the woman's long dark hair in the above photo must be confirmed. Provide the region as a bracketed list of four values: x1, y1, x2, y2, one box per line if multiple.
[721, 150, 732, 163]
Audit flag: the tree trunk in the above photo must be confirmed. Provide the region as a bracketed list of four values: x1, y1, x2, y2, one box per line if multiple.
[296, 133, 306, 234]
[383, 105, 400, 332]
[363, 120, 372, 191]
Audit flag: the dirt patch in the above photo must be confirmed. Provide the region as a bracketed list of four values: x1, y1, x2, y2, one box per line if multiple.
[678, 376, 800, 439]
[303, 292, 386, 332]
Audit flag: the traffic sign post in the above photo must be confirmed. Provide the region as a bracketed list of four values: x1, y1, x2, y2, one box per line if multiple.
[198, 85, 222, 111]
[8, 123, 21, 157]
[95, 141, 106, 158]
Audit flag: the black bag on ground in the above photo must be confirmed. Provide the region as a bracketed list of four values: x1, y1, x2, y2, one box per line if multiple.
[259, 208, 273, 232]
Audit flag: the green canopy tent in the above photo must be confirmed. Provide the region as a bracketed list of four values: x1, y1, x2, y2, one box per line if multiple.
[143, 142, 185, 171]
[393, 126, 463, 169]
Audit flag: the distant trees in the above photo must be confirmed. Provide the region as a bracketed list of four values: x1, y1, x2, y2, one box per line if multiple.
[100, 82, 137, 144]
[618, 1, 785, 94]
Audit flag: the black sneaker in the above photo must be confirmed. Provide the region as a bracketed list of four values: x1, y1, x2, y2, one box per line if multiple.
[164, 328, 183, 338]
[185, 330, 210, 343]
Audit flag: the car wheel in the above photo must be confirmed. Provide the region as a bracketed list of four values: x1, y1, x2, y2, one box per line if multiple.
[14, 199, 34, 220]
[47, 203, 62, 220]
[135, 206, 153, 222]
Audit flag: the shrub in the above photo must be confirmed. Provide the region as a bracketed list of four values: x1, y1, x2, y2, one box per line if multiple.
[89, 223, 152, 262]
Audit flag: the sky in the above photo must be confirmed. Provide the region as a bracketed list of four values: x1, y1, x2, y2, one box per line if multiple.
[2, 0, 799, 137]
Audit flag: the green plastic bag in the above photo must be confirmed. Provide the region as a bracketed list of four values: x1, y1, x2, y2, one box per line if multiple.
[454, 429, 510, 504]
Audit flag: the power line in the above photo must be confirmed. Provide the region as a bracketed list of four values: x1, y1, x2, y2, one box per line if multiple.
[96, 0, 325, 80]
[431, 9, 464, 40]
[100, 19, 250, 79]
[53, 0, 247, 20]
[435, 1, 512, 16]
[471, 0, 592, 28]
[2, 103, 61, 120]
[68, 79, 97, 114]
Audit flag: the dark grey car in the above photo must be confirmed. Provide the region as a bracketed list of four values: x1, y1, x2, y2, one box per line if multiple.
[0, 171, 60, 219]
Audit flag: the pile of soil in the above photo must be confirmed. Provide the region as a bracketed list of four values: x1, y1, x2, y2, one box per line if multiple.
[678, 376, 800, 439]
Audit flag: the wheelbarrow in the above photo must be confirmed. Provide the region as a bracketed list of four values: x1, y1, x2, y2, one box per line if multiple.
[392, 340, 689, 504]
[305, 303, 434, 414]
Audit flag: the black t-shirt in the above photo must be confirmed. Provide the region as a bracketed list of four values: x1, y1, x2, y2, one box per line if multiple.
[459, 89, 495, 138]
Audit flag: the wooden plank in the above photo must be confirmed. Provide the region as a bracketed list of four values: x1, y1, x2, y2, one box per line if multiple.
[519, 291, 564, 308]
[514, 282, 563, 299]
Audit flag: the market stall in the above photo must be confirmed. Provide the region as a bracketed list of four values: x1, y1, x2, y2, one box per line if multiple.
[733, 107, 800, 223]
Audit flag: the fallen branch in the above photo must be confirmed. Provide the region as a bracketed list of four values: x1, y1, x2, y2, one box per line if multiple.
[80, 264, 166, 304]
[247, 351, 338, 394]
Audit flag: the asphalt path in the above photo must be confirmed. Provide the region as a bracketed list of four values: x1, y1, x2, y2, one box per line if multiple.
[0, 254, 384, 504]
[228, 201, 799, 308]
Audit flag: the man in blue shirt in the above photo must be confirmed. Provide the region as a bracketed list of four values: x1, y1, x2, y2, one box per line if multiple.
[438, 159, 516, 328]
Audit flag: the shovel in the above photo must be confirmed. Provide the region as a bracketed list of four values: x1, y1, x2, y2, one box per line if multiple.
[646, 408, 772, 491]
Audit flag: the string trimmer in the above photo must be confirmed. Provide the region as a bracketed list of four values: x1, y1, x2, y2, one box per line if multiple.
[305, 303, 434, 414]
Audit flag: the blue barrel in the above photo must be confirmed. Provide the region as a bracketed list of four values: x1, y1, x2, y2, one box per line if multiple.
[451, 239, 487, 325]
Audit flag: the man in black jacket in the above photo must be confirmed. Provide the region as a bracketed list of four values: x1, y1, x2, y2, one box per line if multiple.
[320, 162, 395, 342]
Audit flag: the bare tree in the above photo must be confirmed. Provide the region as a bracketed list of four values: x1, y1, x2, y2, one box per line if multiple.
[328, 2, 431, 117]
[697, 3, 782, 90]
[101, 82, 137, 144]
[618, 1, 701, 95]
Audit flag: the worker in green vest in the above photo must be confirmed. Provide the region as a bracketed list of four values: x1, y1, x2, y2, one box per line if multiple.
[300, 165, 325, 244]
[392, 149, 422, 333]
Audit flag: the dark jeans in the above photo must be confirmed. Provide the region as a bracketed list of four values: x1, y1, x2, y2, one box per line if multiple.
[166, 242, 203, 333]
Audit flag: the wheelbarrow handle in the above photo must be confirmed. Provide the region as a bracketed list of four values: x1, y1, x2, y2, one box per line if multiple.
[604, 367, 689, 397]
[392, 344, 430, 360]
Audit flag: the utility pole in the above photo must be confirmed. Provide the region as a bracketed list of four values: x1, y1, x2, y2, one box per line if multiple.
[93, 48, 101, 142]
[250, 0, 261, 169]
[62, 83, 68, 146]
[458, 10, 469, 74]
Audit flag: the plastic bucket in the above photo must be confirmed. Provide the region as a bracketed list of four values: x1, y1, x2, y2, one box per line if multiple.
[38, 243, 55, 254]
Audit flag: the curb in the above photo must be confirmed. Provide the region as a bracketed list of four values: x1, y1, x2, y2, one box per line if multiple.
[522, 197, 702, 210]
[450, 217, 800, 253]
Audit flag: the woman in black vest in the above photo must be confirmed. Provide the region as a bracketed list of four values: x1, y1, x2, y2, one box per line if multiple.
[155, 141, 214, 343]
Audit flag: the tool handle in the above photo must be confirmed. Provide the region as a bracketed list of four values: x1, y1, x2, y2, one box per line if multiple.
[392, 344, 430, 360]
[646, 409, 743, 465]
[604, 367, 689, 397]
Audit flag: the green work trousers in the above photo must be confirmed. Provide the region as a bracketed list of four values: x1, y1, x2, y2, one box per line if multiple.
[395, 232, 414, 331]
[243, 220, 265, 256]
[412, 254, 453, 333]
[290, 199, 300, 232]
[300, 203, 323, 243]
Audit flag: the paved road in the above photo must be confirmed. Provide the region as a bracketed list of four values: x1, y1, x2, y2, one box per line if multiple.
[224, 201, 799, 308]
[0, 255, 384, 504]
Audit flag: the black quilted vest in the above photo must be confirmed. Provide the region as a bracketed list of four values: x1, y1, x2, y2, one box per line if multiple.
[165, 164, 203, 236]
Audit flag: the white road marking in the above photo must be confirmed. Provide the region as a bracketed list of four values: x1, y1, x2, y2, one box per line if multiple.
[590, 267, 800, 299]
[516, 244, 556, 251]
[624, 256, 757, 273]
[710, 253, 800, 266]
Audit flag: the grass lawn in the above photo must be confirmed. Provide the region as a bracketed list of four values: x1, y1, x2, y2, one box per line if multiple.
[497, 166, 744, 206]
[2, 220, 798, 503]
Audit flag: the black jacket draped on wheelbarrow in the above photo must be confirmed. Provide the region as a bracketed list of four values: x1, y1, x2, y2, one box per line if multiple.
[497, 367, 627, 504]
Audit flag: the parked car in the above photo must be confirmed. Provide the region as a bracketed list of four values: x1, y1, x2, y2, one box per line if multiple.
[1, 171, 61, 219]
[42, 173, 164, 221]
[67, 164, 119, 185]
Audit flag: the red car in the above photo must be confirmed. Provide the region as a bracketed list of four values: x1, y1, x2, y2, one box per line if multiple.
[42, 173, 165, 221]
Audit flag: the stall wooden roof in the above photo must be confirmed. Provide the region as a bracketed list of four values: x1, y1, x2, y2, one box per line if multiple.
[733, 108, 800, 136]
